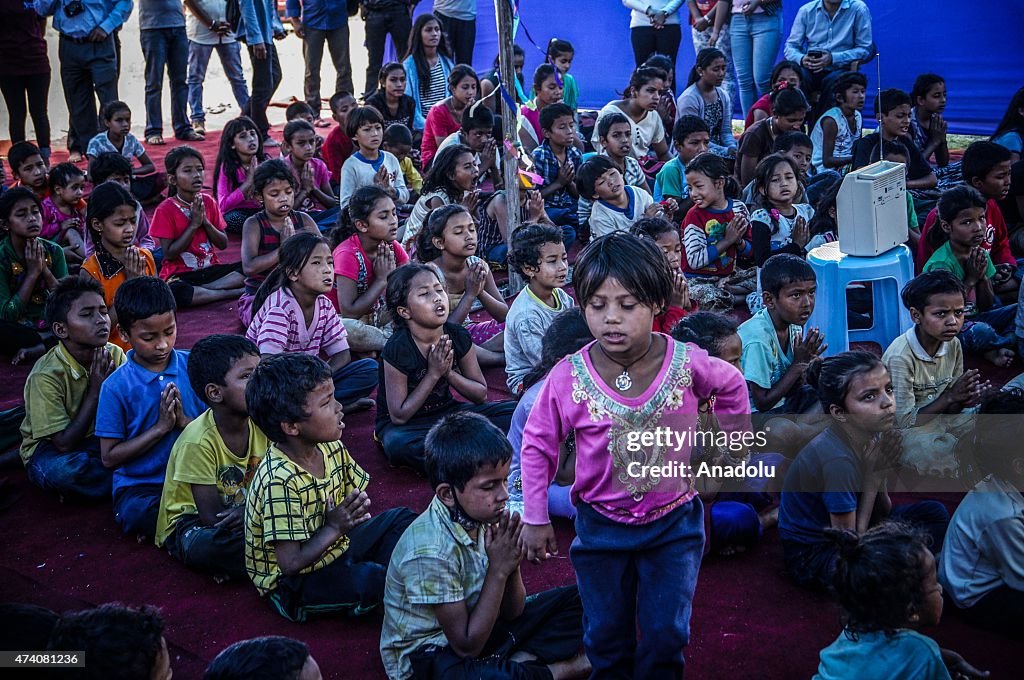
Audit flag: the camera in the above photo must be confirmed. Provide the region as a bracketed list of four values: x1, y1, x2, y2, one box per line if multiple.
[64, 0, 84, 17]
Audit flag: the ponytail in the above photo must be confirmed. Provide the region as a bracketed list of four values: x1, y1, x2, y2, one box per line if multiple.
[687, 48, 725, 89]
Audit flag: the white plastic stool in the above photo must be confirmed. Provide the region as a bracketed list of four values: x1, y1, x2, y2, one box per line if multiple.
[806, 242, 914, 356]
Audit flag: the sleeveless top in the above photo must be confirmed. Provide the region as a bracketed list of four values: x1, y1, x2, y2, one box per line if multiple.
[244, 210, 300, 295]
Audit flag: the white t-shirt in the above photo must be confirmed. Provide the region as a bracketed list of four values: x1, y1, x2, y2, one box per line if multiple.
[810, 107, 862, 174]
[185, 0, 237, 45]
[589, 185, 655, 238]
[591, 102, 665, 159]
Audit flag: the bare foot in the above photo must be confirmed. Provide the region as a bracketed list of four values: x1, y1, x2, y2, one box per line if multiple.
[983, 348, 1015, 367]
[342, 397, 376, 414]
[549, 651, 592, 680]
[759, 506, 779, 530]
[12, 343, 45, 366]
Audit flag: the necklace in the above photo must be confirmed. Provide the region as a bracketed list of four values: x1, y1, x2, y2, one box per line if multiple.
[597, 337, 655, 392]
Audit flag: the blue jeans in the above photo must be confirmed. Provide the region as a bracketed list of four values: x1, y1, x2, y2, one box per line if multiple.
[113, 483, 163, 538]
[187, 40, 249, 123]
[961, 304, 1017, 354]
[332, 357, 379, 405]
[709, 452, 787, 553]
[571, 498, 704, 678]
[729, 12, 783, 114]
[25, 436, 111, 501]
[140, 27, 190, 139]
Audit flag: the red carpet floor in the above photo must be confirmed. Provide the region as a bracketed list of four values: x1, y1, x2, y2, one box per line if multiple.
[0, 130, 1017, 678]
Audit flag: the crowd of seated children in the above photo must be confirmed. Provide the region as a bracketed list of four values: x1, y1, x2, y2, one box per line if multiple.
[238, 160, 319, 326]
[339, 106, 409, 211]
[243, 352, 416, 622]
[532, 102, 582, 247]
[213, 116, 269, 234]
[519, 64, 564, 155]
[584, 112, 649, 228]
[991, 85, 1023, 163]
[778, 350, 951, 591]
[284, 102, 325, 158]
[630, 217, 697, 332]
[81, 182, 158, 350]
[40, 162, 87, 265]
[86, 101, 166, 205]
[246, 232, 378, 411]
[365, 63, 418, 140]
[814, 523, 984, 679]
[436, 104, 501, 192]
[810, 72, 866, 175]
[745, 60, 802, 129]
[88, 153, 158, 260]
[322, 91, 359, 188]
[923, 186, 1017, 367]
[152, 146, 245, 309]
[575, 156, 663, 239]
[504, 223, 573, 395]
[681, 153, 752, 309]
[404, 13, 455, 132]
[548, 38, 580, 113]
[672, 311, 788, 557]
[737, 86, 809, 187]
[507, 308, 592, 519]
[416, 206, 508, 367]
[96, 276, 206, 538]
[0, 186, 68, 363]
[940, 388, 1024, 639]
[205, 635, 323, 680]
[676, 48, 735, 158]
[281, 120, 339, 230]
[591, 66, 672, 171]
[520, 232, 750, 677]
[374, 263, 515, 473]
[380, 411, 589, 680]
[382, 124, 424, 206]
[19, 277, 120, 500]
[654, 115, 710, 213]
[7, 141, 49, 200]
[883, 272, 991, 476]
[155, 334, 265, 580]
[422, 65, 480, 170]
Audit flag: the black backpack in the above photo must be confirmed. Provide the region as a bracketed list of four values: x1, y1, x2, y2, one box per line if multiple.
[225, 0, 243, 40]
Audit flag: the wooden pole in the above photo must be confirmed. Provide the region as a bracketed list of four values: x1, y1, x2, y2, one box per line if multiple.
[494, 0, 523, 293]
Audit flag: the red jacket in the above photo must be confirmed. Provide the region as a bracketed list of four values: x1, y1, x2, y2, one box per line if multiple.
[652, 301, 699, 334]
[917, 199, 1015, 273]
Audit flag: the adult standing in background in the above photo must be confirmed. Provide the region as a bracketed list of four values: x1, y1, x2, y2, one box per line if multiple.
[360, 0, 417, 99]
[0, 0, 52, 161]
[286, 0, 354, 122]
[183, 0, 250, 137]
[623, 1, 684, 90]
[433, 0, 476, 67]
[784, 0, 872, 114]
[139, 0, 203, 145]
[32, 0, 133, 163]
[714, 0, 784, 115]
[239, 0, 287, 146]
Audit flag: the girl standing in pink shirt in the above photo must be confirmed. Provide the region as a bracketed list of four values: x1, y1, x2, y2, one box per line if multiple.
[520, 231, 750, 678]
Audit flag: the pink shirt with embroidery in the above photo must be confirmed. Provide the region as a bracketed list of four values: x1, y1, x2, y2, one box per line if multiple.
[520, 336, 750, 526]
[40, 196, 85, 241]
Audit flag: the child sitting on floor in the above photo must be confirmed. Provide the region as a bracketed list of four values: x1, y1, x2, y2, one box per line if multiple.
[923, 186, 1016, 367]
[402, 144, 483, 252]
[155, 334, 266, 580]
[47, 603, 173, 680]
[883, 271, 989, 476]
[576, 156, 667, 239]
[810, 72, 866, 175]
[86, 101, 164, 205]
[630, 217, 697, 333]
[375, 264, 516, 473]
[582, 112, 650, 228]
[204, 636, 322, 680]
[416, 205, 508, 367]
[507, 308, 593, 519]
[0, 186, 68, 364]
[322, 91, 359, 188]
[19, 277, 121, 501]
[247, 232, 378, 412]
[778, 351, 951, 591]
[382, 124, 423, 204]
[332, 186, 410, 354]
[381, 411, 589, 680]
[339, 106, 409, 210]
[504, 223, 573, 395]
[532, 102, 582, 245]
[282, 120, 339, 230]
[737, 87, 809, 186]
[436, 104, 502, 191]
[6, 141, 48, 200]
[238, 160, 319, 326]
[89, 153, 157, 259]
[40, 162, 87, 265]
[82, 183, 158, 351]
[285, 101, 324, 157]
[365, 63, 418, 137]
[675, 47, 735, 158]
[213, 116, 269, 234]
[940, 389, 1024, 639]
[654, 115, 710, 213]
[151, 146, 245, 309]
[244, 352, 416, 622]
[815, 523, 986, 679]
[97, 276, 205, 538]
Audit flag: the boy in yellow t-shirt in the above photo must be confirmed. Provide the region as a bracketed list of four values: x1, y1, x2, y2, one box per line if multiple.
[155, 335, 266, 579]
[243, 353, 416, 622]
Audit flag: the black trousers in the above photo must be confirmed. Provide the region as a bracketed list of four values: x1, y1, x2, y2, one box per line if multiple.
[0, 72, 51, 149]
[167, 262, 243, 307]
[408, 585, 585, 680]
[0, 320, 47, 357]
[630, 25, 682, 90]
[165, 513, 246, 579]
[363, 8, 412, 97]
[267, 507, 417, 622]
[435, 13, 476, 66]
[957, 585, 1024, 639]
[58, 35, 119, 154]
[245, 43, 283, 139]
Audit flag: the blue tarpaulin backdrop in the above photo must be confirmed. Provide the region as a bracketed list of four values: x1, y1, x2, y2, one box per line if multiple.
[396, 2, 1022, 135]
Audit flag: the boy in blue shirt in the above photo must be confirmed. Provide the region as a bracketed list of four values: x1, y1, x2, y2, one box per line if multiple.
[531, 102, 581, 250]
[97, 276, 205, 538]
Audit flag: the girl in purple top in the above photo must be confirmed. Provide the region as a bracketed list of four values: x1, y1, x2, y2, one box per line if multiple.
[520, 231, 750, 677]
[213, 117, 268, 233]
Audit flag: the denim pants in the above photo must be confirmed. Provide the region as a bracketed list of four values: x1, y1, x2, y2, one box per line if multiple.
[729, 12, 783, 114]
[25, 436, 111, 501]
[332, 357, 380, 405]
[961, 304, 1017, 354]
[140, 27, 190, 139]
[709, 452, 788, 554]
[245, 43, 283, 139]
[58, 35, 119, 153]
[571, 498, 705, 679]
[187, 40, 250, 122]
[302, 25, 354, 112]
[113, 483, 163, 538]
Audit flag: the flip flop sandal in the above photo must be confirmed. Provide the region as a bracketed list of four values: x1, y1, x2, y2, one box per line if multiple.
[146, 135, 166, 145]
